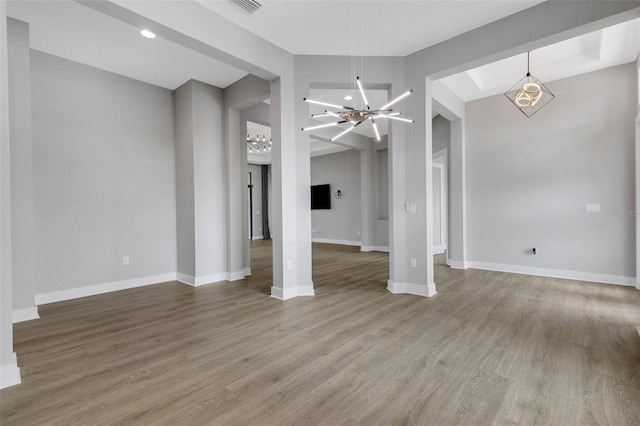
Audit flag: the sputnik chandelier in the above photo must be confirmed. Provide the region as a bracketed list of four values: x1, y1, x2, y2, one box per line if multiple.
[301, 76, 414, 142]
[504, 51, 554, 118]
[246, 134, 271, 154]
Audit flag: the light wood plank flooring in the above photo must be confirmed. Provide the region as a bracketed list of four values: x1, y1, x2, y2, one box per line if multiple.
[1, 240, 639, 425]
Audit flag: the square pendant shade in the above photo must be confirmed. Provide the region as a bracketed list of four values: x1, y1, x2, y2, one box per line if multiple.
[504, 73, 555, 118]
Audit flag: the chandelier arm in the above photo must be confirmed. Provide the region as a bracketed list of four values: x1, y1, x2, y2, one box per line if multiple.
[356, 76, 370, 110]
[303, 98, 355, 110]
[379, 90, 412, 111]
[330, 120, 363, 142]
[301, 121, 347, 132]
[371, 117, 381, 141]
[376, 114, 414, 123]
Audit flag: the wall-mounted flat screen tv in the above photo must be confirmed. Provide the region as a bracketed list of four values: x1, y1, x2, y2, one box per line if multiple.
[311, 184, 331, 210]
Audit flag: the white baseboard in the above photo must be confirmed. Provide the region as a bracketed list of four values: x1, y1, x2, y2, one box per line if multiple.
[387, 280, 437, 297]
[227, 271, 245, 281]
[176, 272, 194, 285]
[0, 353, 21, 389]
[466, 261, 636, 287]
[35, 273, 178, 305]
[251, 236, 264, 240]
[448, 260, 468, 270]
[361, 245, 390, 253]
[243, 267, 252, 276]
[312, 237, 361, 246]
[13, 306, 39, 323]
[270, 284, 315, 301]
[177, 272, 228, 287]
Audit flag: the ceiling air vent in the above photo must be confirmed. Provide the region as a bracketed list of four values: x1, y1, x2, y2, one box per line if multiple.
[230, 0, 263, 14]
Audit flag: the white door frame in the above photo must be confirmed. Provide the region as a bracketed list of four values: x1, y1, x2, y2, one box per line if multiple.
[433, 148, 448, 256]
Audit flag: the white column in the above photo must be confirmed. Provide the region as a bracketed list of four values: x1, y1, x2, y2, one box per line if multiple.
[7, 18, 37, 322]
[360, 146, 374, 250]
[387, 77, 436, 297]
[449, 119, 468, 269]
[225, 107, 244, 281]
[0, 0, 21, 389]
[270, 77, 314, 299]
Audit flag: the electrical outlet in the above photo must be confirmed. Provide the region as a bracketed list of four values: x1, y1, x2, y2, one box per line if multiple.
[287, 260, 293, 270]
[410, 258, 417, 267]
[123, 256, 130, 265]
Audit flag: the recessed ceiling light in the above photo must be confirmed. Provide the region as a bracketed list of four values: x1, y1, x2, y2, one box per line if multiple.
[140, 29, 156, 39]
[344, 95, 353, 101]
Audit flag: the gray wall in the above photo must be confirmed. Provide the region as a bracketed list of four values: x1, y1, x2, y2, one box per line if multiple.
[30, 51, 177, 293]
[8, 19, 36, 312]
[466, 63, 636, 277]
[310, 150, 361, 244]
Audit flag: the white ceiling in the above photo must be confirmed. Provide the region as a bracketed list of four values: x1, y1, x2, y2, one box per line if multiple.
[198, 0, 543, 57]
[440, 18, 640, 102]
[6, 0, 248, 90]
[7, 0, 639, 152]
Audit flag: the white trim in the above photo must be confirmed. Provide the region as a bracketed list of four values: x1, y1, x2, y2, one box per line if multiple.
[194, 273, 227, 286]
[387, 280, 437, 297]
[433, 147, 448, 160]
[270, 284, 315, 300]
[176, 272, 194, 286]
[448, 260, 468, 269]
[361, 245, 390, 253]
[243, 267, 252, 276]
[0, 353, 21, 389]
[227, 271, 245, 281]
[311, 237, 361, 246]
[251, 235, 264, 240]
[467, 261, 636, 287]
[13, 306, 39, 323]
[35, 273, 178, 305]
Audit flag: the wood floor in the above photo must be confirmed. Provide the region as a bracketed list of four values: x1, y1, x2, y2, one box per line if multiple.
[2, 240, 639, 425]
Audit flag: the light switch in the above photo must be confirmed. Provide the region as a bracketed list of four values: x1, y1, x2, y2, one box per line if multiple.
[586, 203, 601, 212]
[410, 204, 417, 214]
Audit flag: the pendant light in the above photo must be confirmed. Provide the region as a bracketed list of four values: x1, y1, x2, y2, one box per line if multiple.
[504, 51, 555, 118]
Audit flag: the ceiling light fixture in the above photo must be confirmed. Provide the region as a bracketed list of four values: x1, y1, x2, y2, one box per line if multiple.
[246, 134, 271, 154]
[140, 29, 156, 39]
[302, 77, 413, 142]
[504, 51, 554, 117]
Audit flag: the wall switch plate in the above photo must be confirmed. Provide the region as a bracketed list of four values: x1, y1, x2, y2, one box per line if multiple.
[585, 203, 600, 212]
[410, 204, 417, 214]
[123, 256, 130, 265]
[287, 260, 293, 270]
[410, 258, 417, 267]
